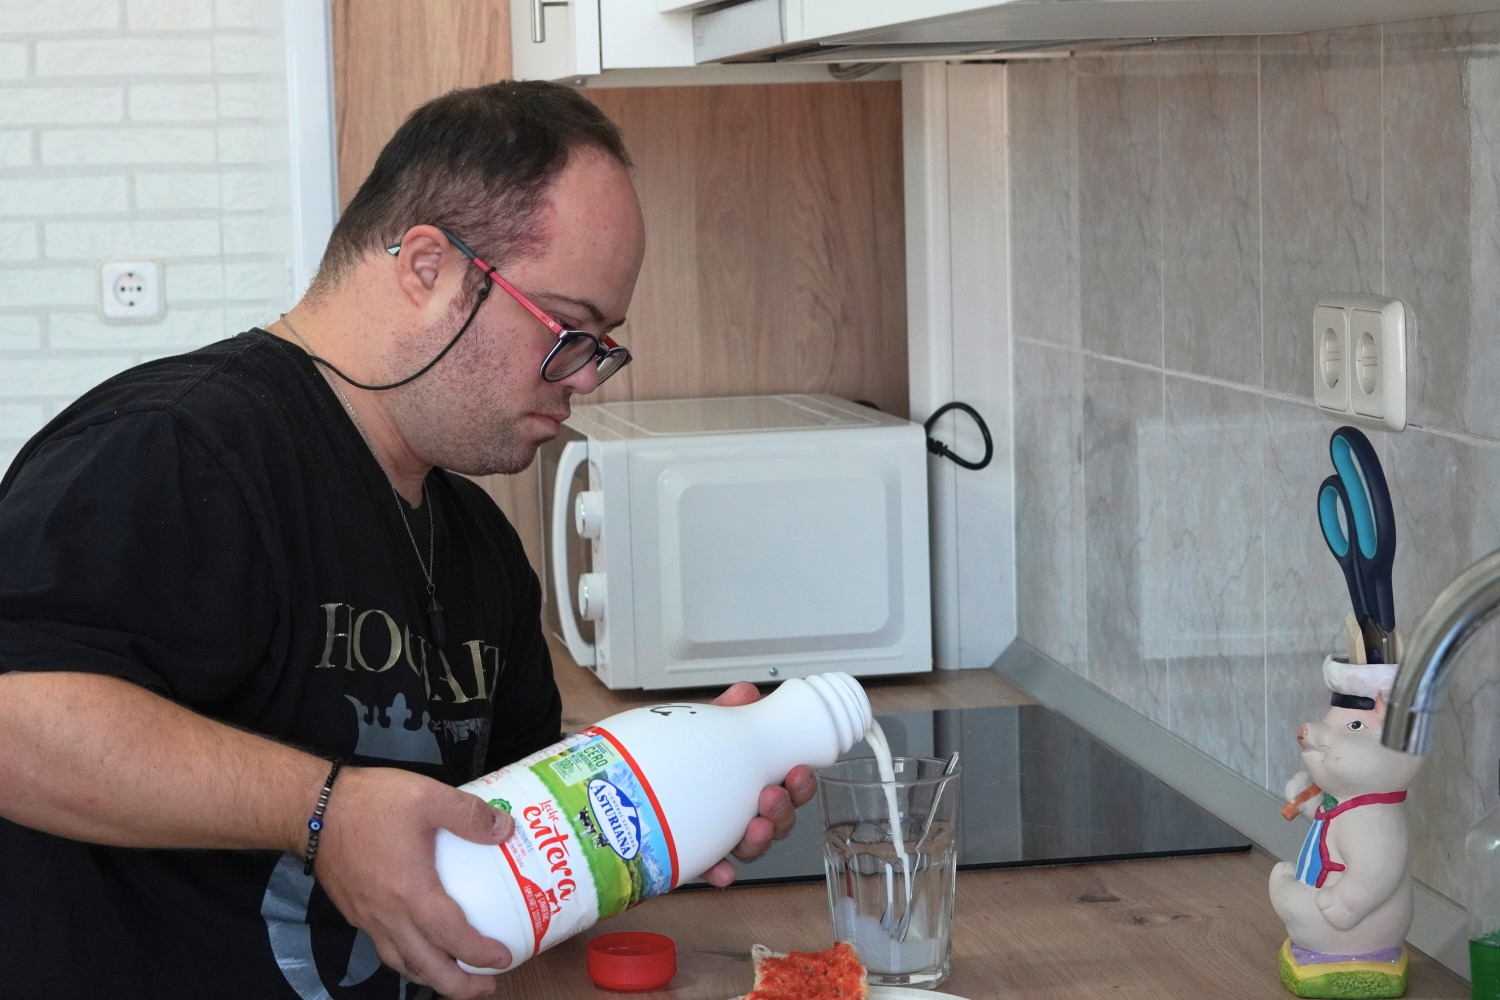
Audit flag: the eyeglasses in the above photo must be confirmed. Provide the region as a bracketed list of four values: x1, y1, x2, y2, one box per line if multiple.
[388, 230, 632, 387]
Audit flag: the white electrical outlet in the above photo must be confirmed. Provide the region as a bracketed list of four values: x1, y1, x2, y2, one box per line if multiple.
[1311, 294, 1407, 432]
[98, 258, 165, 322]
[1312, 304, 1349, 413]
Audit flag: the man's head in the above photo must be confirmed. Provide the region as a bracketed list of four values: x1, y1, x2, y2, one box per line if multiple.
[291, 81, 645, 481]
[311, 80, 633, 302]
[330, 82, 647, 480]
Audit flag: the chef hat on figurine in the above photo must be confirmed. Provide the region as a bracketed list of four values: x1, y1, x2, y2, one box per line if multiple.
[1324, 657, 1397, 710]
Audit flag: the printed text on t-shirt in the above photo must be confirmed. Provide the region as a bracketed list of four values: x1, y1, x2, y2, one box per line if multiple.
[313, 602, 502, 704]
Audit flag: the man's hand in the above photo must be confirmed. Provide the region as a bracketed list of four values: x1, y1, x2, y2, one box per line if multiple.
[313, 766, 514, 999]
[698, 681, 818, 888]
[0, 672, 513, 998]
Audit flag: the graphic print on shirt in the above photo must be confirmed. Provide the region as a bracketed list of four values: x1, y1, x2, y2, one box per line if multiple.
[262, 686, 453, 999]
[262, 602, 505, 999]
[313, 601, 504, 706]
[344, 692, 443, 765]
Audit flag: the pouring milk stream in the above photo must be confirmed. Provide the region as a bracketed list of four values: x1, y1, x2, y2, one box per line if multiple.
[863, 719, 914, 918]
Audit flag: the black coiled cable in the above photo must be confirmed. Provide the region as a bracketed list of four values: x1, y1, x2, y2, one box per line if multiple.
[923, 401, 992, 471]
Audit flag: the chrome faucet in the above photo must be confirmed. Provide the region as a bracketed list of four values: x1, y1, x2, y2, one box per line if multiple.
[1383, 548, 1500, 754]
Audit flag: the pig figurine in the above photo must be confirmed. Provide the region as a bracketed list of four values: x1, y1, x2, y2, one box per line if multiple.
[1269, 656, 1425, 998]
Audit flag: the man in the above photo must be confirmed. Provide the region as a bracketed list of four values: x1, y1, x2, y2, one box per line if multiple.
[0, 81, 814, 999]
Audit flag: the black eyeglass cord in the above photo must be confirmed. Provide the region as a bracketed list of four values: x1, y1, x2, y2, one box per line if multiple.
[924, 401, 993, 471]
[301, 284, 491, 392]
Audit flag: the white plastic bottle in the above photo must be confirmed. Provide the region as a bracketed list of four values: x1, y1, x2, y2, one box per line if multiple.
[434, 671, 873, 973]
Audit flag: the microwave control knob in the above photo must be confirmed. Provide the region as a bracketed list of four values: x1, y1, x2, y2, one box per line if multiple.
[575, 490, 604, 539]
[578, 573, 607, 622]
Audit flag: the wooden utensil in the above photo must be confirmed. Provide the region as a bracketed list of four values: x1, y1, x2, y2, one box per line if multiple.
[1345, 612, 1367, 665]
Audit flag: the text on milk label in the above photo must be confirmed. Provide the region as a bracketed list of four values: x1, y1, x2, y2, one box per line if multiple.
[473, 725, 678, 955]
[522, 799, 577, 902]
[587, 779, 643, 860]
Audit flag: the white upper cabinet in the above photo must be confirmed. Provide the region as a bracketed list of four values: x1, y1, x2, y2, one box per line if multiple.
[522, 0, 1500, 80]
[510, 0, 695, 82]
[693, 0, 1500, 63]
[792, 0, 1500, 44]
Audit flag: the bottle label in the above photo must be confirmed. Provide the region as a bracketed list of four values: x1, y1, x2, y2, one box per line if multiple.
[1472, 934, 1500, 1000]
[458, 725, 677, 957]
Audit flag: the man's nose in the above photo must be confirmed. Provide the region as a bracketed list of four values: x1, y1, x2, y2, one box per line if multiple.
[558, 360, 601, 395]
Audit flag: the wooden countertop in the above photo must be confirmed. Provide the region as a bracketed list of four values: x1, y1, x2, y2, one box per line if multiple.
[489, 650, 1467, 999]
[494, 852, 1465, 999]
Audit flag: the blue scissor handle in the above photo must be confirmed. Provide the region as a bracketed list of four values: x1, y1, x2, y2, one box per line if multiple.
[1330, 441, 1377, 558]
[1318, 474, 1371, 625]
[1329, 426, 1396, 631]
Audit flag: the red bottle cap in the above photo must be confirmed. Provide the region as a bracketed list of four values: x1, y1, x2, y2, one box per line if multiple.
[586, 931, 677, 991]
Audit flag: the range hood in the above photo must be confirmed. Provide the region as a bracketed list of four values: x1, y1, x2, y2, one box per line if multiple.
[693, 0, 1500, 64]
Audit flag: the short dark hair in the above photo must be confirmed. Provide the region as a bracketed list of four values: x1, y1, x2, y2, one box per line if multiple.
[311, 80, 631, 298]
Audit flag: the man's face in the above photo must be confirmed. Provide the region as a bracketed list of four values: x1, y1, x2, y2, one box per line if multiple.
[394, 149, 646, 476]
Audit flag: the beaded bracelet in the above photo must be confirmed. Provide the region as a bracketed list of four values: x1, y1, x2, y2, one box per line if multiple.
[302, 758, 343, 877]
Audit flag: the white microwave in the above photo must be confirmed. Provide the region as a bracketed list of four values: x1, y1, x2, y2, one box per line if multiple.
[536, 393, 932, 690]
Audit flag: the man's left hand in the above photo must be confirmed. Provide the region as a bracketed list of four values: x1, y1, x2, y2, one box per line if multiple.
[698, 681, 818, 888]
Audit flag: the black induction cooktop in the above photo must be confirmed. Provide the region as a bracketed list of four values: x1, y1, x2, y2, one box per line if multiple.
[703, 703, 1251, 887]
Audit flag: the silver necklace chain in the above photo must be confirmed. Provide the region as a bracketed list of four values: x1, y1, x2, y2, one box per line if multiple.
[277, 314, 446, 645]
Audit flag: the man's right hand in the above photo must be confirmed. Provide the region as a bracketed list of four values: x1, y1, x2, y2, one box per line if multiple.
[313, 766, 515, 999]
[0, 672, 513, 997]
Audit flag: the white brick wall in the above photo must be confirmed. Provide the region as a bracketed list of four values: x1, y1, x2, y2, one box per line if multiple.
[0, 0, 296, 472]
[0, 0, 120, 33]
[0, 46, 28, 80]
[0, 132, 32, 167]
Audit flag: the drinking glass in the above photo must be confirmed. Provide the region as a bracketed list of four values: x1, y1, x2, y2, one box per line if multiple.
[815, 755, 960, 989]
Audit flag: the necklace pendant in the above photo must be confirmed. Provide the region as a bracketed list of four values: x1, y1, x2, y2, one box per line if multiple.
[429, 594, 446, 648]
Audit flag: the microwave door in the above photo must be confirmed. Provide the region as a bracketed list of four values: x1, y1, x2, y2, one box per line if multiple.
[536, 428, 594, 661]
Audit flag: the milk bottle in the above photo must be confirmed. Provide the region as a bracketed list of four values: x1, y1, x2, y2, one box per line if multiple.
[435, 671, 873, 972]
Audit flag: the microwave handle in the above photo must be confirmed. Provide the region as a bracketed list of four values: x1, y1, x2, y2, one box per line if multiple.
[550, 439, 596, 666]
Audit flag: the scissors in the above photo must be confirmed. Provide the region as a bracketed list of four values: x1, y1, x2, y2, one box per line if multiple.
[1317, 426, 1397, 654]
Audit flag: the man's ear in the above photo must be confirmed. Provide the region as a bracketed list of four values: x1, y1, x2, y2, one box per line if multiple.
[1374, 690, 1388, 721]
[389, 225, 452, 306]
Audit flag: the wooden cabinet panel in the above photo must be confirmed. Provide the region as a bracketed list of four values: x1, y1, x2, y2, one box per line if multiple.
[588, 83, 906, 413]
[331, 1, 512, 209]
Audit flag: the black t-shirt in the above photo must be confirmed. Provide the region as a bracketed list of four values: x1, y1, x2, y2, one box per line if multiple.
[0, 329, 562, 999]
